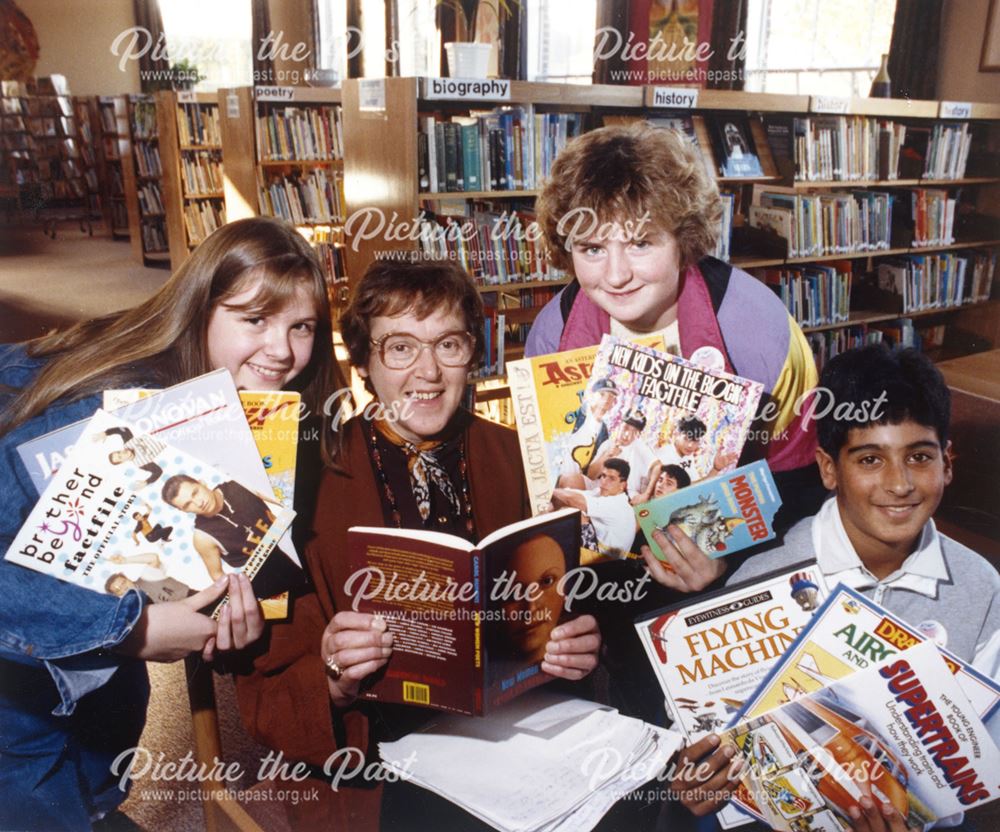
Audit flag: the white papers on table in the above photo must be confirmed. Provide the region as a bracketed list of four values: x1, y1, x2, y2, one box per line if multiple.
[378, 691, 683, 832]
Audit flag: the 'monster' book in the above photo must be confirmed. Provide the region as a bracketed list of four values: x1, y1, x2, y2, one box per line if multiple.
[721, 642, 1000, 831]
[633, 460, 781, 560]
[633, 562, 828, 744]
[6, 410, 298, 610]
[346, 508, 581, 716]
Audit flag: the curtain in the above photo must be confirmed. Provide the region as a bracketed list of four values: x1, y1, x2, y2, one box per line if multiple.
[132, 0, 170, 92]
[499, 0, 526, 80]
[593, 0, 630, 84]
[347, 0, 363, 78]
[252, 0, 274, 84]
[887, 0, 942, 100]
[706, 0, 747, 90]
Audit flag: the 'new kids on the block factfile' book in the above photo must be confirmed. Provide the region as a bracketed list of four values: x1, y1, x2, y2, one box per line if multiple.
[633, 460, 781, 560]
[5, 409, 298, 609]
[718, 583, 1000, 828]
[721, 641, 1000, 831]
[633, 562, 829, 743]
[346, 508, 581, 717]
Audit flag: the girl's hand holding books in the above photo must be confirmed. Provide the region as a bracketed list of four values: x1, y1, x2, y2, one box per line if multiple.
[641, 525, 726, 592]
[321, 612, 394, 707]
[116, 573, 263, 663]
[540, 615, 601, 681]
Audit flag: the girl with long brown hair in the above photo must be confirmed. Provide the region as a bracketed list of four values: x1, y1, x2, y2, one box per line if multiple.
[0, 216, 348, 830]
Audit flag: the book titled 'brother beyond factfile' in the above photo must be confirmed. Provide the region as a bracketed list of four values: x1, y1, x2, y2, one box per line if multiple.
[346, 508, 582, 716]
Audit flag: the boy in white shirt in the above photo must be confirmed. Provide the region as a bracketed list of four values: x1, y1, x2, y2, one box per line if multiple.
[664, 345, 999, 832]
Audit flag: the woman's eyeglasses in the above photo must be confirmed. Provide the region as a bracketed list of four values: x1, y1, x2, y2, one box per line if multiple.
[371, 331, 475, 370]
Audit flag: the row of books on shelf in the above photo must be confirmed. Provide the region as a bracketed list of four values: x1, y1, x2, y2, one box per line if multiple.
[98, 103, 123, 135]
[877, 249, 996, 312]
[110, 200, 128, 230]
[130, 98, 156, 139]
[29, 178, 85, 199]
[184, 200, 226, 246]
[23, 95, 74, 118]
[788, 116, 906, 181]
[137, 182, 164, 215]
[419, 108, 583, 193]
[910, 188, 956, 247]
[806, 319, 918, 369]
[26, 116, 77, 137]
[761, 262, 852, 327]
[749, 187, 894, 257]
[180, 150, 224, 195]
[134, 141, 162, 178]
[298, 225, 348, 284]
[258, 169, 344, 225]
[140, 219, 167, 252]
[256, 105, 343, 161]
[176, 103, 221, 146]
[417, 208, 564, 284]
[924, 122, 973, 180]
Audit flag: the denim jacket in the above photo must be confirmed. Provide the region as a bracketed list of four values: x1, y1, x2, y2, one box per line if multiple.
[0, 344, 149, 828]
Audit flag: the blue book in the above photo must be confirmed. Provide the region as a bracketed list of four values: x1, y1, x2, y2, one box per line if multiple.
[634, 460, 781, 559]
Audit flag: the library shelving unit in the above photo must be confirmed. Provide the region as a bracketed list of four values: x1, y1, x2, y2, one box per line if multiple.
[0, 80, 32, 214]
[338, 78, 999, 399]
[97, 96, 131, 239]
[218, 85, 348, 311]
[123, 93, 169, 266]
[23, 75, 91, 235]
[72, 95, 103, 222]
[156, 90, 227, 270]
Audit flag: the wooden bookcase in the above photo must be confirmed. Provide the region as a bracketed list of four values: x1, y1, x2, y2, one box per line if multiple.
[0, 80, 31, 211]
[337, 78, 999, 395]
[73, 95, 103, 221]
[156, 90, 227, 270]
[97, 96, 131, 238]
[123, 93, 169, 266]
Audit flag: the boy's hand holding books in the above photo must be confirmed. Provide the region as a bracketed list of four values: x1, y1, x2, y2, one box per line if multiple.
[640, 524, 726, 592]
[668, 733, 745, 817]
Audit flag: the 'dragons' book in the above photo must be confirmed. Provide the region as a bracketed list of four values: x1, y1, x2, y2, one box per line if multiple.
[6, 409, 299, 607]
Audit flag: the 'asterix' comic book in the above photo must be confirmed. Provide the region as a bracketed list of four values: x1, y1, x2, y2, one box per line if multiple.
[634, 460, 781, 560]
[6, 409, 299, 611]
[633, 562, 829, 744]
[721, 641, 1000, 831]
[719, 584, 1000, 828]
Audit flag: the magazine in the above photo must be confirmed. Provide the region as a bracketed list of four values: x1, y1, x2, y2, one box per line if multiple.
[633, 460, 781, 560]
[5, 410, 299, 609]
[720, 583, 1000, 828]
[722, 641, 1000, 831]
[551, 335, 763, 560]
[346, 508, 581, 716]
[633, 562, 829, 743]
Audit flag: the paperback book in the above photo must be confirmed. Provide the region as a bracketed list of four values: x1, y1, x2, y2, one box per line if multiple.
[722, 641, 1000, 831]
[634, 562, 829, 742]
[347, 508, 581, 716]
[634, 460, 781, 561]
[6, 409, 298, 607]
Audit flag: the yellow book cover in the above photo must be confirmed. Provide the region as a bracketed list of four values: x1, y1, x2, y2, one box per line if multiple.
[239, 391, 301, 510]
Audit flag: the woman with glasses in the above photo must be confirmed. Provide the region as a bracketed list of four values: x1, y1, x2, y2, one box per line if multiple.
[235, 258, 601, 831]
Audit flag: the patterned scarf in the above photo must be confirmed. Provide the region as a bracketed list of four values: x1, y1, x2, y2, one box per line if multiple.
[373, 418, 462, 522]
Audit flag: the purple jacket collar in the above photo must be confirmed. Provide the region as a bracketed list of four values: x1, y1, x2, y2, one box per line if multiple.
[556, 263, 735, 373]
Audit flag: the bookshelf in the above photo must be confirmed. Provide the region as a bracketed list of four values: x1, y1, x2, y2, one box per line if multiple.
[0, 80, 31, 211]
[338, 79, 999, 390]
[156, 90, 227, 270]
[123, 93, 169, 265]
[97, 96, 130, 238]
[73, 96, 103, 221]
[218, 85, 348, 312]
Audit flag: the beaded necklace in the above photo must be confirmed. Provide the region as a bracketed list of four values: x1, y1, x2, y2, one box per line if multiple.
[366, 421, 476, 537]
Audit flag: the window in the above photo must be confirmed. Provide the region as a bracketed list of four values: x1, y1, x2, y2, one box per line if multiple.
[744, 0, 895, 97]
[159, 0, 253, 90]
[527, 0, 597, 83]
[315, 0, 350, 82]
